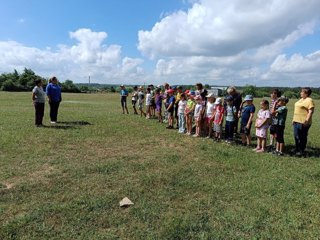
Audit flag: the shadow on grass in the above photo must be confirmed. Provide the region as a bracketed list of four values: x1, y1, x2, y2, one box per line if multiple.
[286, 145, 320, 158]
[41, 121, 92, 130]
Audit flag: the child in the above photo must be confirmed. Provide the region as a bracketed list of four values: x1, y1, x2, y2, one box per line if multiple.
[193, 95, 203, 137]
[120, 85, 129, 114]
[131, 86, 138, 114]
[224, 95, 237, 143]
[269, 89, 282, 149]
[213, 98, 224, 141]
[145, 87, 152, 119]
[166, 89, 176, 129]
[178, 93, 187, 133]
[271, 96, 289, 156]
[205, 93, 216, 138]
[239, 95, 256, 146]
[155, 88, 164, 123]
[254, 100, 271, 152]
[138, 86, 146, 117]
[185, 91, 196, 135]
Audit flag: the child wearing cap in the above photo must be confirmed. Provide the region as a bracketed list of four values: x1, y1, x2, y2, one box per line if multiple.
[205, 93, 216, 138]
[213, 98, 224, 141]
[271, 96, 289, 156]
[178, 93, 187, 133]
[224, 96, 237, 143]
[239, 95, 256, 146]
[185, 91, 196, 135]
[193, 95, 203, 137]
[254, 99, 271, 153]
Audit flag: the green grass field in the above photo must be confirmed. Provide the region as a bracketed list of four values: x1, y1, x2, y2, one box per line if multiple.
[0, 92, 319, 239]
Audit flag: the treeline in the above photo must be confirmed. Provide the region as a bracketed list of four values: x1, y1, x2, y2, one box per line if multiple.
[0, 69, 81, 93]
[1, 69, 319, 98]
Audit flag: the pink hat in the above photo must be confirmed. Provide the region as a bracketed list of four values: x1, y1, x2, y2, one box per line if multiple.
[167, 89, 175, 93]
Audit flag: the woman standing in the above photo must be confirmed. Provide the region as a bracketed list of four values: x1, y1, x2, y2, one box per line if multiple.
[46, 76, 62, 124]
[292, 87, 315, 157]
[32, 79, 46, 127]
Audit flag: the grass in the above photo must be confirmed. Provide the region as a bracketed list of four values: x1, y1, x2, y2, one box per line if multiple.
[0, 92, 320, 239]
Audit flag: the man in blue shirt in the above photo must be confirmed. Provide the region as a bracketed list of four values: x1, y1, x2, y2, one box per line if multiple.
[46, 76, 62, 124]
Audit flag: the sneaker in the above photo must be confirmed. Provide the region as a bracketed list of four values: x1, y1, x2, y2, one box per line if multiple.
[50, 121, 56, 124]
[166, 125, 173, 129]
[193, 134, 199, 137]
[186, 132, 191, 136]
[253, 147, 261, 152]
[277, 152, 284, 156]
[272, 150, 279, 155]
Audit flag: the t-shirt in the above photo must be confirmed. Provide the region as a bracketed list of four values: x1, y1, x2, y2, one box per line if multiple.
[275, 106, 288, 126]
[32, 86, 46, 103]
[241, 104, 256, 125]
[186, 99, 196, 112]
[194, 103, 203, 118]
[256, 109, 271, 129]
[225, 105, 237, 122]
[214, 105, 224, 124]
[293, 97, 315, 124]
[206, 102, 215, 118]
[131, 91, 138, 101]
[46, 83, 61, 102]
[138, 91, 144, 104]
[270, 98, 279, 125]
[120, 89, 128, 97]
[155, 94, 163, 107]
[146, 93, 152, 106]
[167, 96, 176, 110]
[178, 100, 187, 114]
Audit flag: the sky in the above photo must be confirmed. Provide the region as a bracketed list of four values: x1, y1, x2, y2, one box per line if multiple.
[0, 0, 320, 87]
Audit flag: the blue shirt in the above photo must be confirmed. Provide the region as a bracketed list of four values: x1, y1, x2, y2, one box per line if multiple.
[241, 104, 255, 125]
[167, 96, 176, 109]
[120, 89, 128, 97]
[46, 83, 61, 102]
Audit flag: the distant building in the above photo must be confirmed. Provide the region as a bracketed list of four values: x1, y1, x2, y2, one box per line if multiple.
[208, 86, 228, 97]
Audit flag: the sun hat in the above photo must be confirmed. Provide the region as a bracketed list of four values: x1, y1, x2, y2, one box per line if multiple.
[214, 98, 222, 104]
[244, 95, 253, 101]
[206, 93, 215, 98]
[184, 89, 190, 95]
[225, 95, 234, 101]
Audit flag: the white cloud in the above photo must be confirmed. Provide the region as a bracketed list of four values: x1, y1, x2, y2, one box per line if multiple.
[138, 0, 320, 58]
[138, 0, 320, 86]
[0, 28, 144, 84]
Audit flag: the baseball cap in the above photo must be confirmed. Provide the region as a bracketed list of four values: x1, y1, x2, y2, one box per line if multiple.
[244, 95, 253, 101]
[214, 98, 222, 104]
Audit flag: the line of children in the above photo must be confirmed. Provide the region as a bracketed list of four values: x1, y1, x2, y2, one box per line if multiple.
[132, 85, 290, 156]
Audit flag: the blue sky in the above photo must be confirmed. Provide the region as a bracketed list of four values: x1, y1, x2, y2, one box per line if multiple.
[0, 0, 320, 87]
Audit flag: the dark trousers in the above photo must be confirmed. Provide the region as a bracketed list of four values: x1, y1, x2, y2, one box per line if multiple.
[293, 122, 310, 153]
[34, 102, 45, 125]
[225, 121, 235, 140]
[49, 101, 60, 122]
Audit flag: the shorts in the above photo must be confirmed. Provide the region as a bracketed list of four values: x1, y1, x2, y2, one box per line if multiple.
[213, 124, 222, 133]
[132, 100, 137, 106]
[138, 102, 143, 110]
[240, 123, 252, 135]
[270, 125, 277, 135]
[156, 104, 162, 113]
[275, 125, 285, 143]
